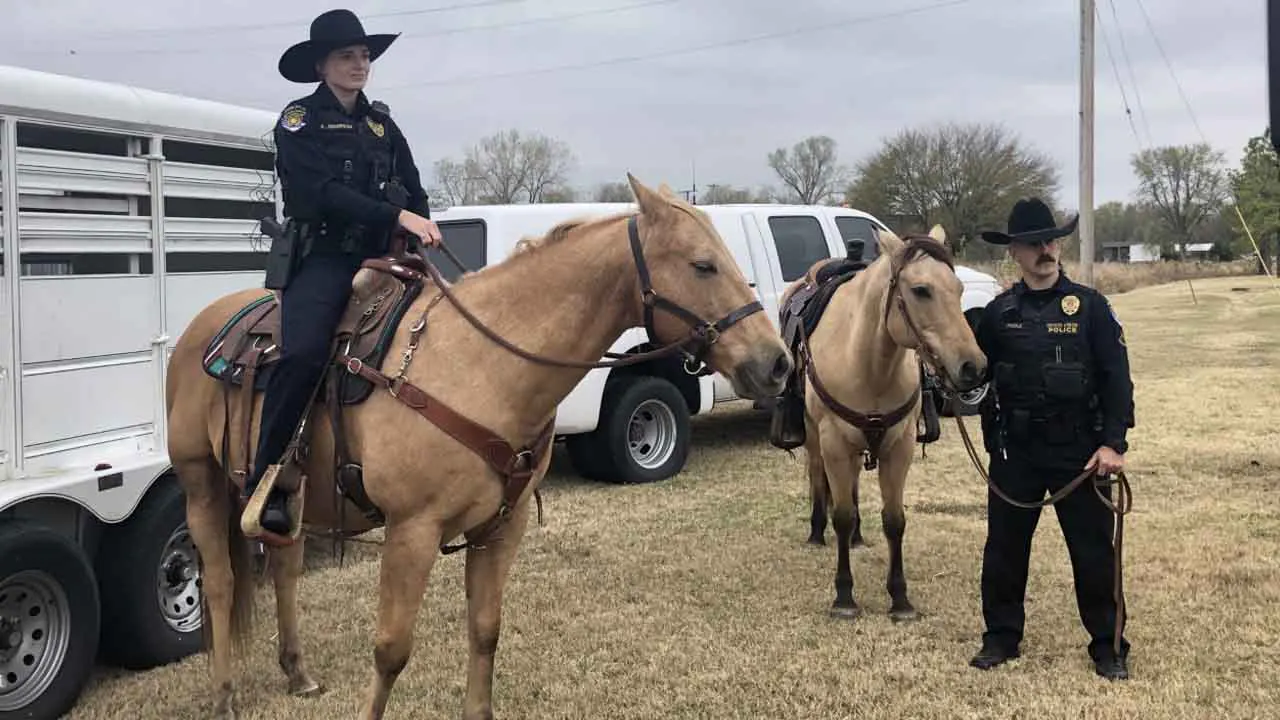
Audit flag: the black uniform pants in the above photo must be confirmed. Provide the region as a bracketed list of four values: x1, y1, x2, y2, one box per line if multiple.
[246, 251, 362, 493]
[980, 453, 1129, 658]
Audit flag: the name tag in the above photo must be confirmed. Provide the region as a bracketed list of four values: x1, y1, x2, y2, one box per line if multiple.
[322, 122, 353, 130]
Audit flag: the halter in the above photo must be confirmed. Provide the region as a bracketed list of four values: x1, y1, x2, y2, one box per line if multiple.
[884, 236, 961, 391]
[627, 215, 764, 373]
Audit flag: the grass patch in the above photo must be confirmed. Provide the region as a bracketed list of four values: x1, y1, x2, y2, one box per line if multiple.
[69, 276, 1280, 720]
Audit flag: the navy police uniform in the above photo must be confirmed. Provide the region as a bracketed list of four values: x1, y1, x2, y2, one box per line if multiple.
[969, 198, 1135, 679]
[245, 10, 429, 535]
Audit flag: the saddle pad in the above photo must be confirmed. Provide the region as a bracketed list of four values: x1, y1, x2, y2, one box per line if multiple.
[202, 293, 277, 386]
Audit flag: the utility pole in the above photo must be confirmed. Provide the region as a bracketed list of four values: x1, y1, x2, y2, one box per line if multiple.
[1079, 0, 1096, 285]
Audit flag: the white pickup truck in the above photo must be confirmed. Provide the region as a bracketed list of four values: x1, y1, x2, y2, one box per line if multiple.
[431, 201, 1001, 484]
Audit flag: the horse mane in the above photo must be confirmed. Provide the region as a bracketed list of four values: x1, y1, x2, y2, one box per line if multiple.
[893, 234, 956, 272]
[509, 210, 637, 257]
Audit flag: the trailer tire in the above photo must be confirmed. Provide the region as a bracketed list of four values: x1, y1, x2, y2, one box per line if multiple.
[96, 478, 203, 671]
[0, 520, 100, 720]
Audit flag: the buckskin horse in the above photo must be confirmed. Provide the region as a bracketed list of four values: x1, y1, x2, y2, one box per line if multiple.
[164, 174, 792, 720]
[771, 224, 986, 621]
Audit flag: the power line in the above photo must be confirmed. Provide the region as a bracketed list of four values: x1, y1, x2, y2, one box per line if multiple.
[0, 0, 524, 42]
[1094, 1, 1146, 149]
[1106, 0, 1153, 144]
[19, 0, 684, 57]
[376, 0, 976, 90]
[1130, 0, 1207, 142]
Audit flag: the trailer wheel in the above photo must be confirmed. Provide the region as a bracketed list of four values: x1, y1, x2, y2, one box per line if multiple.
[0, 520, 100, 720]
[97, 478, 203, 670]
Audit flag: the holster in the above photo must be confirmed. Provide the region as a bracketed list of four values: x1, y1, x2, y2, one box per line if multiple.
[263, 218, 302, 290]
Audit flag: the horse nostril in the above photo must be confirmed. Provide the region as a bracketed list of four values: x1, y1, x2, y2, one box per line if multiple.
[770, 350, 792, 381]
[959, 361, 979, 385]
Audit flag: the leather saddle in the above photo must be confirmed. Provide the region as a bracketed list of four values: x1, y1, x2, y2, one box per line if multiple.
[201, 228, 433, 406]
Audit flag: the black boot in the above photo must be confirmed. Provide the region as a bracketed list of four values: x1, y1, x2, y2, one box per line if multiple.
[1091, 646, 1130, 680]
[259, 489, 292, 536]
[969, 639, 1020, 670]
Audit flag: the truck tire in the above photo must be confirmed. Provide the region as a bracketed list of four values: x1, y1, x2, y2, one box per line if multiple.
[590, 375, 691, 484]
[96, 477, 204, 670]
[0, 520, 100, 720]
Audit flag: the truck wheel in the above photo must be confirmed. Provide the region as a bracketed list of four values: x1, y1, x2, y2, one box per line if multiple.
[597, 375, 691, 484]
[0, 520, 100, 720]
[96, 478, 204, 670]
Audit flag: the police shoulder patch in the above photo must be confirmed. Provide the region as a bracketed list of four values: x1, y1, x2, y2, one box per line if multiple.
[279, 104, 307, 132]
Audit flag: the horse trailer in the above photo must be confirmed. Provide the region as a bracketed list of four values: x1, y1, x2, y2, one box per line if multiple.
[0, 63, 282, 718]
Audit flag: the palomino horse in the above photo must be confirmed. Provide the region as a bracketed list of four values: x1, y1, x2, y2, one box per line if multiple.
[775, 225, 986, 621]
[165, 174, 792, 719]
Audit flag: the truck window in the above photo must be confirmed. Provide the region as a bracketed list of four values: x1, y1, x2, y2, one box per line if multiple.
[435, 220, 489, 282]
[834, 216, 883, 262]
[767, 215, 829, 281]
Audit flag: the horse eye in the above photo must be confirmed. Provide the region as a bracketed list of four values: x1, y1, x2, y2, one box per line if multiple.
[911, 285, 932, 300]
[691, 260, 717, 275]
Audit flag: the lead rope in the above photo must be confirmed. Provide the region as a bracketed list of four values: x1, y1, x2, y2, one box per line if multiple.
[952, 414, 1132, 659]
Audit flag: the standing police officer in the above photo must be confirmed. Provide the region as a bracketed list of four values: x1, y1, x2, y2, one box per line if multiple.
[243, 9, 442, 537]
[967, 198, 1134, 680]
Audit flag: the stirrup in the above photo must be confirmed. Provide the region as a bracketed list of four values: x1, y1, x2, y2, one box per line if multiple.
[240, 461, 307, 546]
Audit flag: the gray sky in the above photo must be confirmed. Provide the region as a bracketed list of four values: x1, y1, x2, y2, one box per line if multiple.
[0, 0, 1265, 210]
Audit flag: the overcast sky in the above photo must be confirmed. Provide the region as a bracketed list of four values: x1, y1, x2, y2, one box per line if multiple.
[0, 0, 1266, 210]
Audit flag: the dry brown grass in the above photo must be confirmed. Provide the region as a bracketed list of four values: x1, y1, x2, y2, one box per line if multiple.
[70, 276, 1280, 719]
[967, 258, 1259, 296]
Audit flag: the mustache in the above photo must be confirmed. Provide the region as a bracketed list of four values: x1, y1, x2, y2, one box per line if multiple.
[1036, 255, 1056, 264]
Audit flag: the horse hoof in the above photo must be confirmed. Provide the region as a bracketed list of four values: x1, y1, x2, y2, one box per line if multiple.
[806, 536, 825, 546]
[289, 678, 325, 697]
[828, 605, 861, 621]
[889, 607, 920, 623]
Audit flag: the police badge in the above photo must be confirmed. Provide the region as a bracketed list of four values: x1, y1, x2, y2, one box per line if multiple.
[280, 104, 307, 132]
[366, 116, 385, 137]
[1061, 295, 1080, 316]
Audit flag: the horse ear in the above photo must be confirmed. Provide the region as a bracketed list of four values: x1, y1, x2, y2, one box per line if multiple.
[874, 224, 904, 256]
[627, 173, 671, 218]
[927, 223, 948, 246]
[657, 182, 678, 200]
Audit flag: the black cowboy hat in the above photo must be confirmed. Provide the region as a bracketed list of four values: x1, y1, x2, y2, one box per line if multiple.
[278, 9, 399, 84]
[979, 197, 1079, 245]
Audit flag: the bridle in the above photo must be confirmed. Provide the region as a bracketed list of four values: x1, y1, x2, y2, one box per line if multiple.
[883, 236, 965, 392]
[626, 213, 764, 373]
[411, 211, 764, 372]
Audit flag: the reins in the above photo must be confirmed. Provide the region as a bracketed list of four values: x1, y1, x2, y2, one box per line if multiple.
[948, 400, 1133, 659]
[408, 213, 762, 372]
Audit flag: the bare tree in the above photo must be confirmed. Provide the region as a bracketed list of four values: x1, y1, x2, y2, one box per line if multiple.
[520, 133, 575, 203]
[1131, 143, 1229, 258]
[430, 157, 481, 206]
[594, 181, 633, 202]
[845, 122, 1061, 256]
[440, 129, 577, 204]
[700, 183, 753, 204]
[767, 135, 848, 204]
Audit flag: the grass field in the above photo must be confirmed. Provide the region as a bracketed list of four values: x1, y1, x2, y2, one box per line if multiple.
[70, 275, 1280, 719]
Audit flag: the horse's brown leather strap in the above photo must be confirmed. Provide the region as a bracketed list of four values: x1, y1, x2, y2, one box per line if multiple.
[799, 339, 919, 471]
[335, 352, 555, 553]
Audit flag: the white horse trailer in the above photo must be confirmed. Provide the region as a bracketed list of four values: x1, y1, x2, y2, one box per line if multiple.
[0, 64, 279, 719]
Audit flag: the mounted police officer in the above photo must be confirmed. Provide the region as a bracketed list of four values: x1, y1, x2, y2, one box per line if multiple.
[243, 8, 441, 537]
[968, 198, 1135, 680]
